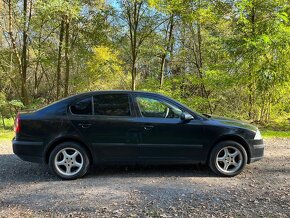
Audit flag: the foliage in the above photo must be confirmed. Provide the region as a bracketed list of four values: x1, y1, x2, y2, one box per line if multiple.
[0, 0, 289, 130]
[0, 92, 24, 128]
[86, 46, 130, 90]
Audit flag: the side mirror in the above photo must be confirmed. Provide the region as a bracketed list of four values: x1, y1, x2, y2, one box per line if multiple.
[180, 112, 194, 121]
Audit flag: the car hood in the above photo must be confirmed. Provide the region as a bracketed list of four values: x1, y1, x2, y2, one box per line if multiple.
[209, 115, 257, 132]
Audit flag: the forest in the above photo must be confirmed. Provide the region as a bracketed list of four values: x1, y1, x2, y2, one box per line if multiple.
[0, 0, 289, 131]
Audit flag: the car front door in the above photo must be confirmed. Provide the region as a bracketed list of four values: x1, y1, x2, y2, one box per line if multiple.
[69, 93, 140, 164]
[134, 94, 206, 163]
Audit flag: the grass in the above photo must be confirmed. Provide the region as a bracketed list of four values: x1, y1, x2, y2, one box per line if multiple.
[259, 119, 290, 138]
[0, 129, 14, 141]
[0, 118, 15, 141]
[260, 130, 290, 138]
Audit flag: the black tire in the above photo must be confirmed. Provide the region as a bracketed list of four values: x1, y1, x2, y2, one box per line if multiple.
[49, 141, 90, 180]
[209, 141, 247, 177]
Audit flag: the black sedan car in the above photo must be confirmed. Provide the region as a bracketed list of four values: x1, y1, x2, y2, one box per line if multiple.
[13, 91, 264, 179]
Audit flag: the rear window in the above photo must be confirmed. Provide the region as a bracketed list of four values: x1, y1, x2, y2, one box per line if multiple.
[70, 97, 93, 115]
[94, 94, 130, 116]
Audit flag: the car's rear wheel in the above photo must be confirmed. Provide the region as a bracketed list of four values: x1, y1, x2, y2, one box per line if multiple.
[49, 142, 90, 180]
[209, 141, 247, 177]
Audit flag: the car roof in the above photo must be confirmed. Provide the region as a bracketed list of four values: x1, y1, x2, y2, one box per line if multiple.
[80, 90, 158, 94]
[71, 90, 165, 98]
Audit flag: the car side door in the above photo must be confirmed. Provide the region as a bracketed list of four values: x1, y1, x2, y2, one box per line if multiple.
[133, 94, 206, 163]
[69, 93, 140, 164]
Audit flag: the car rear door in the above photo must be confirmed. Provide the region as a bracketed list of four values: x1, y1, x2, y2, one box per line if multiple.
[133, 94, 205, 163]
[69, 93, 140, 164]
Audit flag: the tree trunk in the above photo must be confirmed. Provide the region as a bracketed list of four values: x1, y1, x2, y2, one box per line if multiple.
[56, 18, 65, 99]
[0, 0, 2, 45]
[131, 63, 136, 91]
[126, 0, 142, 91]
[159, 55, 166, 88]
[159, 14, 174, 88]
[21, 0, 28, 105]
[196, 14, 213, 114]
[34, 20, 44, 97]
[64, 17, 70, 97]
[8, 0, 24, 102]
[248, 4, 256, 120]
[1, 114, 5, 129]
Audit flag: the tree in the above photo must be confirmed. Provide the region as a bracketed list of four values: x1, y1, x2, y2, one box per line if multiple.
[227, 0, 290, 121]
[5, 0, 31, 105]
[86, 45, 129, 90]
[120, 0, 164, 90]
[0, 0, 289, 126]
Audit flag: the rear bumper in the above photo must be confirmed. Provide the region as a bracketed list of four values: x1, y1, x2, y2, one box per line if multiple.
[12, 139, 44, 163]
[249, 140, 265, 163]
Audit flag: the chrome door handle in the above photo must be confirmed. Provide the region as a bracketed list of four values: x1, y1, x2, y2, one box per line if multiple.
[144, 125, 154, 130]
[78, 123, 92, 128]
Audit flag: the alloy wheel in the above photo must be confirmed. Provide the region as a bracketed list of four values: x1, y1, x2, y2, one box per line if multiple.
[54, 148, 83, 176]
[216, 146, 243, 173]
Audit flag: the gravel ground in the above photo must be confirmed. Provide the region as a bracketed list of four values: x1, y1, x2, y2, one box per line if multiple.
[0, 138, 289, 217]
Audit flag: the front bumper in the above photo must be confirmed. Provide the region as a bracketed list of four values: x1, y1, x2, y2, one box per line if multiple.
[249, 139, 264, 163]
[12, 138, 44, 163]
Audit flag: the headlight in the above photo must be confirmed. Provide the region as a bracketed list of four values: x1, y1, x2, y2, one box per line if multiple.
[254, 129, 262, 140]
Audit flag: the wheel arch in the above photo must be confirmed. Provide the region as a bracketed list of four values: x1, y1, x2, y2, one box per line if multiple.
[44, 136, 93, 165]
[207, 134, 251, 164]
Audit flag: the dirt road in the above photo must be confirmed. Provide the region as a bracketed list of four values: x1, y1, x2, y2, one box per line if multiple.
[0, 138, 289, 217]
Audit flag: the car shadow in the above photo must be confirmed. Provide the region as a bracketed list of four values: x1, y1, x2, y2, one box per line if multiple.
[0, 154, 218, 183]
[89, 164, 214, 178]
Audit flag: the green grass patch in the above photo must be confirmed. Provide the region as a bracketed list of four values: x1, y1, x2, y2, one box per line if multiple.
[0, 118, 14, 129]
[259, 119, 290, 138]
[261, 129, 290, 138]
[0, 118, 15, 141]
[0, 129, 14, 141]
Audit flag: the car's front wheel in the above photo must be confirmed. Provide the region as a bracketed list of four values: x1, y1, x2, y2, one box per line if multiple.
[209, 141, 247, 177]
[49, 142, 90, 180]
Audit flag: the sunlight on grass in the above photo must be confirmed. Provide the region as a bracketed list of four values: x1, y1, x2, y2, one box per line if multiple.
[261, 130, 290, 138]
[1, 118, 14, 129]
[0, 129, 14, 141]
[0, 118, 15, 141]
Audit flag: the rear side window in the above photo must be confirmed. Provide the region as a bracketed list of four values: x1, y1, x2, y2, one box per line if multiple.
[70, 97, 93, 115]
[94, 94, 130, 116]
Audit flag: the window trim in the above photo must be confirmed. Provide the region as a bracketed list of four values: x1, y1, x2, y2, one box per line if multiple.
[91, 96, 95, 115]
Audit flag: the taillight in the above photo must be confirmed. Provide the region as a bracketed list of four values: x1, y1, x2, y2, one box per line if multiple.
[14, 114, 20, 133]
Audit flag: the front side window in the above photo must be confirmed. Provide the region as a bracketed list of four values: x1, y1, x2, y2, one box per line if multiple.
[136, 96, 182, 118]
[70, 97, 93, 115]
[94, 94, 130, 116]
